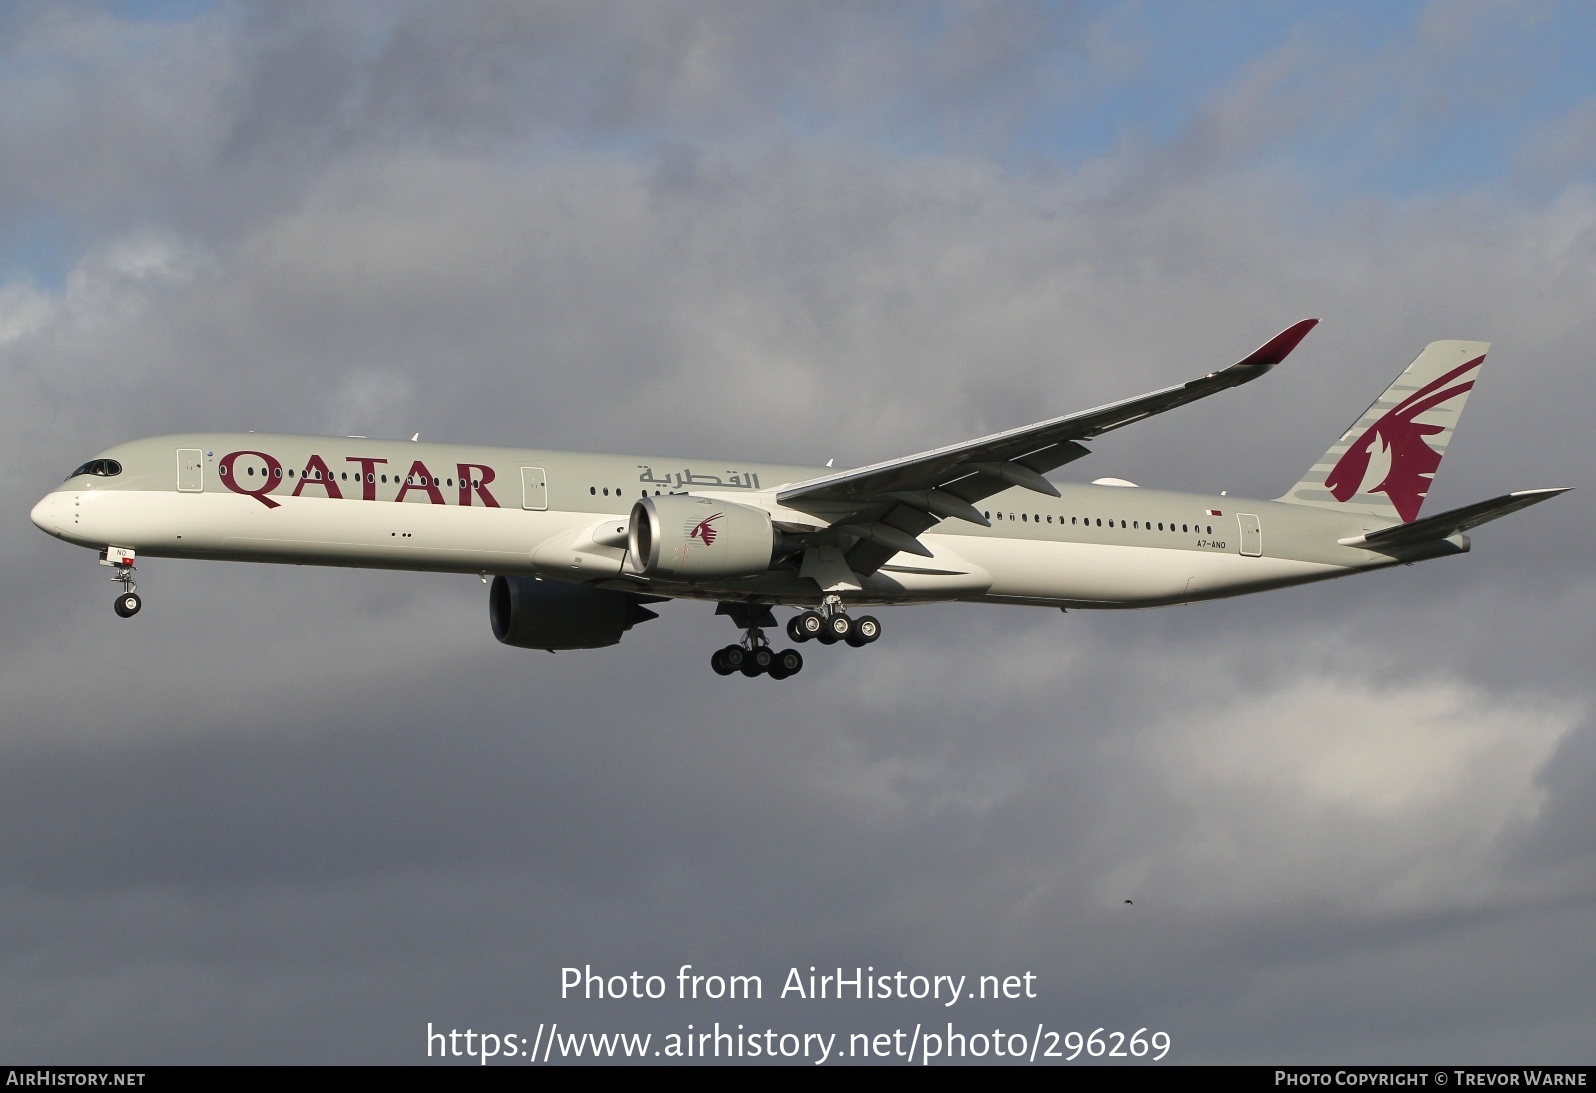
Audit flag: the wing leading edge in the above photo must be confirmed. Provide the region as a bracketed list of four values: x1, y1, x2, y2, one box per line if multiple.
[776, 319, 1319, 575]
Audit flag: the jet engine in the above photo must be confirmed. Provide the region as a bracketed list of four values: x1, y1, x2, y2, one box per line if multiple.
[628, 495, 776, 579]
[489, 576, 661, 650]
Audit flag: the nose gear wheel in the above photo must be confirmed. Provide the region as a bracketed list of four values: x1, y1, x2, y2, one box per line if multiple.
[103, 551, 141, 618]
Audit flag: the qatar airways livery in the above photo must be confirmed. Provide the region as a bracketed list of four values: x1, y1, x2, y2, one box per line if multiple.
[30, 320, 1568, 678]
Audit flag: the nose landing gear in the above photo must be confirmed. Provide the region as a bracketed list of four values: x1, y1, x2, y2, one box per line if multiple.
[100, 546, 141, 618]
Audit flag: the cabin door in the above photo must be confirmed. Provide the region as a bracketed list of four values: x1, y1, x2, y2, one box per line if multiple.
[520, 466, 548, 510]
[177, 449, 204, 492]
[1238, 513, 1262, 557]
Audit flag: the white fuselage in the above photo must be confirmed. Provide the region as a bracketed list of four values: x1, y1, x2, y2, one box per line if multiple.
[32, 432, 1387, 610]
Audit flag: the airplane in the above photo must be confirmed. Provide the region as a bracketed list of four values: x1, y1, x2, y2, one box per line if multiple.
[29, 319, 1570, 679]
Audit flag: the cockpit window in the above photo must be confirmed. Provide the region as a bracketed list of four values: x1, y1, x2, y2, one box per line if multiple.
[67, 459, 122, 480]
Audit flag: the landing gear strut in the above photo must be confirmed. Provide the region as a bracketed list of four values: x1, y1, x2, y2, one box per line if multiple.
[786, 595, 879, 649]
[101, 546, 141, 618]
[712, 603, 804, 679]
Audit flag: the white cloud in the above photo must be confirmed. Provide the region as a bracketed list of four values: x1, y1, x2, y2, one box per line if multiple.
[1112, 677, 1579, 915]
[0, 281, 50, 346]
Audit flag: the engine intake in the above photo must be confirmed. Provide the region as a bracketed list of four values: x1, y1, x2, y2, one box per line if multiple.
[489, 576, 660, 650]
[628, 495, 775, 579]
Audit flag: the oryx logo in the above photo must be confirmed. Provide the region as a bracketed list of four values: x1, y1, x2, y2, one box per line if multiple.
[686, 513, 724, 546]
[1325, 356, 1481, 523]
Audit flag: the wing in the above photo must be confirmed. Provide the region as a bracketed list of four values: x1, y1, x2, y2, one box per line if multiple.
[776, 319, 1318, 575]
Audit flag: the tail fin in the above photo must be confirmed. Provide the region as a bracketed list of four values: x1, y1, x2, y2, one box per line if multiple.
[1279, 340, 1488, 523]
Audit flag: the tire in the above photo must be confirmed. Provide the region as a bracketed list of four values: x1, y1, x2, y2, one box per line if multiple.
[826, 614, 853, 643]
[795, 611, 824, 641]
[711, 648, 736, 676]
[721, 645, 746, 672]
[786, 616, 808, 643]
[114, 593, 141, 618]
[853, 615, 880, 643]
[775, 648, 804, 676]
[751, 646, 775, 672]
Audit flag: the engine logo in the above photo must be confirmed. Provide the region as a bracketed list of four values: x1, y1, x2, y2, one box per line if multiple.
[686, 513, 724, 546]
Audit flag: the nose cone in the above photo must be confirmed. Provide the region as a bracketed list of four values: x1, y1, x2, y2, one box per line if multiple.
[30, 492, 65, 537]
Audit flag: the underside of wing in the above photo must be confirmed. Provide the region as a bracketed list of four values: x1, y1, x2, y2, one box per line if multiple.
[777, 319, 1318, 575]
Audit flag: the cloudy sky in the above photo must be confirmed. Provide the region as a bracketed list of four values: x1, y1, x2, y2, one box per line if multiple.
[2, 0, 1593, 1065]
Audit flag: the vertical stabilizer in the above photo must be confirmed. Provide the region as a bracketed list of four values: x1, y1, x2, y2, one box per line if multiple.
[1279, 340, 1488, 523]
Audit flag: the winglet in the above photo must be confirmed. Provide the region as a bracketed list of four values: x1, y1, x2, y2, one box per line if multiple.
[1238, 318, 1319, 368]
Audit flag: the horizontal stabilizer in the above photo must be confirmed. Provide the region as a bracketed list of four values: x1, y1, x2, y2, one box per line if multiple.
[1338, 488, 1572, 552]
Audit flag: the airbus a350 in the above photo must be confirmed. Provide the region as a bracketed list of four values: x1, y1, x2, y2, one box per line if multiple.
[30, 320, 1568, 678]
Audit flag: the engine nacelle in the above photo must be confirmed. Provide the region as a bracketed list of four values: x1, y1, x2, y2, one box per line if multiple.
[628, 494, 775, 579]
[489, 575, 659, 650]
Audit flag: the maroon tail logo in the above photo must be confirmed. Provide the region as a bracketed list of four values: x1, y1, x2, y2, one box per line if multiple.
[1324, 356, 1482, 523]
[688, 513, 724, 546]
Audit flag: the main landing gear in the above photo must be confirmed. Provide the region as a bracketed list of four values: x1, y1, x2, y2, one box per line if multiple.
[785, 595, 880, 649]
[710, 598, 881, 678]
[100, 546, 141, 618]
[711, 603, 804, 679]
[711, 643, 804, 680]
